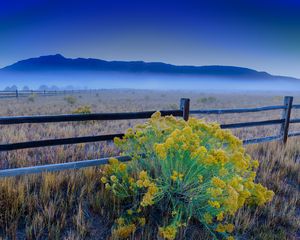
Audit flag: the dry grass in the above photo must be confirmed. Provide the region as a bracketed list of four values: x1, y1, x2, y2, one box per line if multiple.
[0, 90, 299, 239]
[234, 141, 300, 239]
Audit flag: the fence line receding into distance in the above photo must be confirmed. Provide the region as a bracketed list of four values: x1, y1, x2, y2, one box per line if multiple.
[0, 89, 90, 98]
[1, 96, 299, 178]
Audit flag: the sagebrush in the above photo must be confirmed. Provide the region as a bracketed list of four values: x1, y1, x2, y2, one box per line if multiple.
[102, 112, 274, 239]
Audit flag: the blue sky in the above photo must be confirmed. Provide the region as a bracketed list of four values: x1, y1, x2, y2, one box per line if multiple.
[0, 0, 300, 77]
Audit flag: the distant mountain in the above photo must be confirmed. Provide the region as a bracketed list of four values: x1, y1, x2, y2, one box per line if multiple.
[1, 54, 298, 81]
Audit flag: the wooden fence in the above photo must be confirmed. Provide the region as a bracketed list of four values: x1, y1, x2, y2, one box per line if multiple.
[0, 89, 87, 99]
[1, 96, 300, 178]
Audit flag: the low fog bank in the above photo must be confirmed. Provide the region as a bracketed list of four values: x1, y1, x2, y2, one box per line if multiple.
[1, 72, 300, 92]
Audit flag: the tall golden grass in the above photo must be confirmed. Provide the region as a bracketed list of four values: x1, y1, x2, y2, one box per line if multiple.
[0, 90, 299, 239]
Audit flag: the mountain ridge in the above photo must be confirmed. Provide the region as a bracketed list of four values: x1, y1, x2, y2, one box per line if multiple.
[1, 54, 298, 81]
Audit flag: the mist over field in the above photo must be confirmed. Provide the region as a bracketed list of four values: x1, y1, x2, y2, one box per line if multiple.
[1, 71, 300, 92]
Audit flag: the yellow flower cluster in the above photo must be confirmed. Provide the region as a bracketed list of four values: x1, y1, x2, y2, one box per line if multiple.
[170, 171, 184, 181]
[211, 177, 226, 188]
[198, 174, 204, 183]
[113, 215, 146, 238]
[100, 158, 133, 198]
[101, 112, 274, 240]
[140, 173, 159, 207]
[248, 183, 274, 206]
[112, 223, 136, 238]
[72, 105, 92, 114]
[216, 211, 224, 221]
[138, 217, 146, 226]
[215, 223, 234, 233]
[158, 225, 178, 240]
[208, 200, 221, 209]
[207, 187, 223, 198]
[155, 143, 167, 159]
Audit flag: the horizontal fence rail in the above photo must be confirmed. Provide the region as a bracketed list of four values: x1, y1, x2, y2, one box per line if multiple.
[190, 105, 286, 114]
[289, 118, 300, 124]
[242, 135, 282, 145]
[1, 96, 300, 178]
[220, 119, 284, 129]
[0, 156, 132, 178]
[288, 132, 300, 137]
[292, 104, 300, 109]
[0, 110, 183, 125]
[0, 134, 124, 151]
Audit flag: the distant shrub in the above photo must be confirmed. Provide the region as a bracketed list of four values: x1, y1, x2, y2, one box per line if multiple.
[144, 95, 150, 101]
[197, 97, 217, 104]
[64, 96, 77, 105]
[101, 112, 274, 239]
[167, 103, 178, 110]
[27, 94, 36, 102]
[72, 105, 92, 114]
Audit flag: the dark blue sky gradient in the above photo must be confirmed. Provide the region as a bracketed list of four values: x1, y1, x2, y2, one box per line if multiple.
[1, 0, 300, 77]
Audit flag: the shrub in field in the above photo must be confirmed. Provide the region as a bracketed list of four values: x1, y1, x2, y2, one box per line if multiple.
[197, 96, 217, 104]
[101, 112, 274, 239]
[64, 95, 77, 105]
[27, 93, 36, 102]
[72, 105, 92, 114]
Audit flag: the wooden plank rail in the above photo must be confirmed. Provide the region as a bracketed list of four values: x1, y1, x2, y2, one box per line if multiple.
[190, 105, 285, 114]
[288, 131, 300, 137]
[292, 104, 300, 109]
[242, 135, 281, 145]
[289, 118, 300, 124]
[1, 96, 300, 178]
[220, 119, 284, 129]
[0, 156, 132, 178]
[0, 110, 183, 125]
[0, 134, 124, 151]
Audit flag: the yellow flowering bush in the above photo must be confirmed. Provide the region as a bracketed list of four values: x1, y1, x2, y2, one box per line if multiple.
[72, 105, 92, 114]
[101, 112, 274, 239]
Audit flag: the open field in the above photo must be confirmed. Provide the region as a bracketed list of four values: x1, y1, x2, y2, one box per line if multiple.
[0, 90, 299, 239]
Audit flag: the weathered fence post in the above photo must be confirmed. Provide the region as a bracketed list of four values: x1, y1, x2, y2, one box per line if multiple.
[280, 96, 293, 144]
[180, 98, 190, 121]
